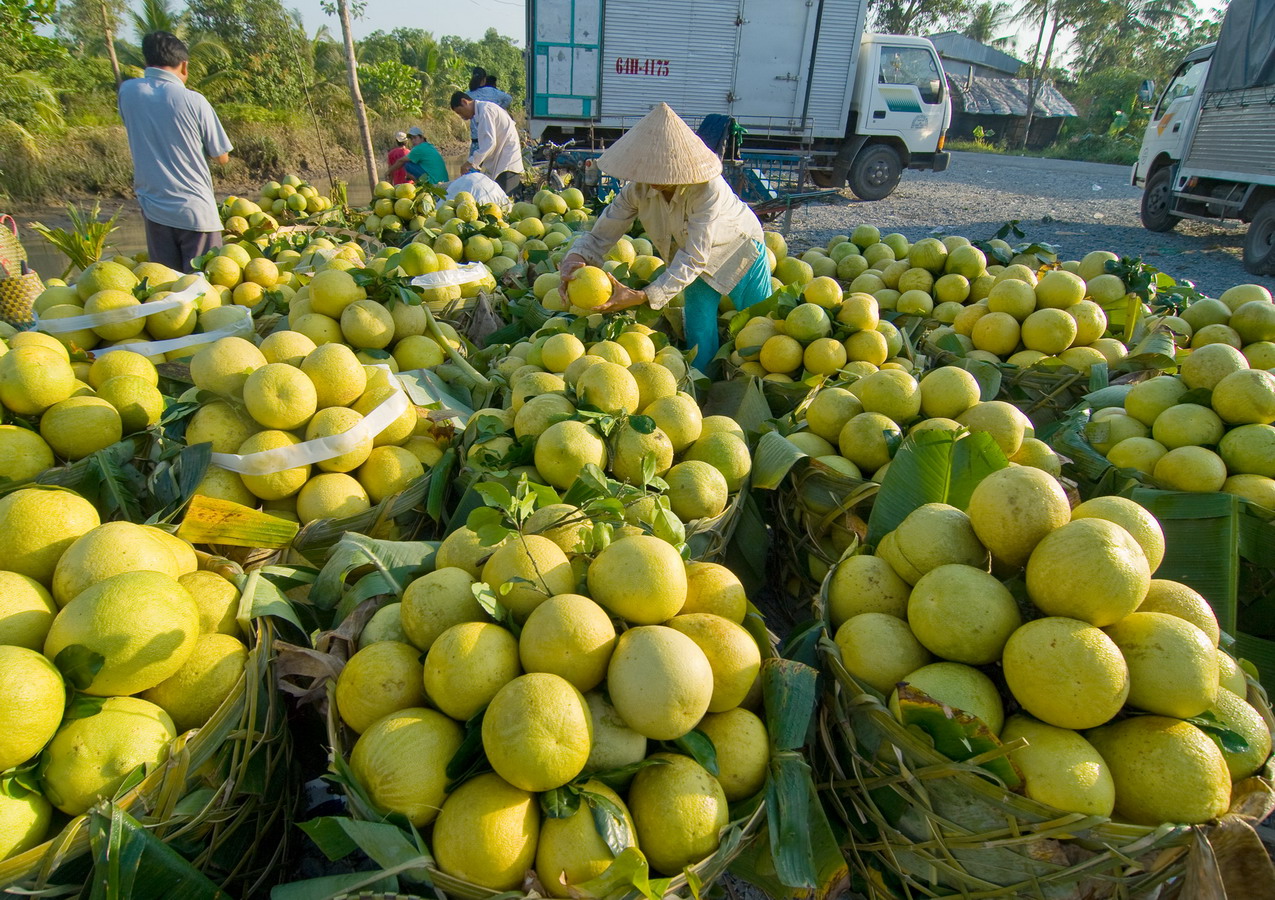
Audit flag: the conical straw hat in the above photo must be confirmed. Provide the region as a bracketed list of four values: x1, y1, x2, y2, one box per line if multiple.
[597, 103, 723, 184]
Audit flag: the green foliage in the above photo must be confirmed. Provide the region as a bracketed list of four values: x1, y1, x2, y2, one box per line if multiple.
[869, 0, 970, 34]
[184, 0, 311, 108]
[358, 59, 420, 117]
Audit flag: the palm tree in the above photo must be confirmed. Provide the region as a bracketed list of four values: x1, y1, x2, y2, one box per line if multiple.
[963, 1, 1013, 45]
[1070, 0, 1200, 79]
[331, 0, 378, 191]
[129, 0, 182, 39]
[1016, 0, 1098, 147]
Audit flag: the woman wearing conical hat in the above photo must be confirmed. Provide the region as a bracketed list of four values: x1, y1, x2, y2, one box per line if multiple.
[559, 103, 769, 371]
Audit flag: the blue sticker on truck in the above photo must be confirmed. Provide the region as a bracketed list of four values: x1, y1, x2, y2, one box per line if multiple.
[880, 87, 923, 114]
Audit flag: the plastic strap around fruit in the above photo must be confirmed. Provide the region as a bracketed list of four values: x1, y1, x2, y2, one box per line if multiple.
[92, 306, 256, 358]
[34, 276, 214, 333]
[410, 263, 489, 289]
[208, 365, 411, 476]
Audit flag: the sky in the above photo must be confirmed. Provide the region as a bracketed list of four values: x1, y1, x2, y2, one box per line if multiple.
[289, 0, 526, 42]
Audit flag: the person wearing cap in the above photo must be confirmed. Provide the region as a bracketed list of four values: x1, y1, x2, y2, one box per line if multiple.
[387, 126, 449, 184]
[558, 103, 768, 371]
[387, 131, 411, 185]
[450, 91, 524, 194]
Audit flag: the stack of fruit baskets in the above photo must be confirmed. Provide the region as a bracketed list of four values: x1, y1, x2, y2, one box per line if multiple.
[809, 427, 1275, 898]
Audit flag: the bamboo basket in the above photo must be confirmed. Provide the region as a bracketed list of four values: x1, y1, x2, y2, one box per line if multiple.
[811, 561, 1275, 900]
[0, 575, 294, 896]
[312, 600, 779, 900]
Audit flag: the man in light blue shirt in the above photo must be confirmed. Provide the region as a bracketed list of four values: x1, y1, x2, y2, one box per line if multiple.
[118, 31, 232, 272]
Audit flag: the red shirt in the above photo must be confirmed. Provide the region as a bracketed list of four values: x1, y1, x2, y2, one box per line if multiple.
[388, 146, 410, 184]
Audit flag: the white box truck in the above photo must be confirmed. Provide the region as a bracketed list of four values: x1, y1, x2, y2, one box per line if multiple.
[1133, 0, 1275, 273]
[525, 0, 951, 201]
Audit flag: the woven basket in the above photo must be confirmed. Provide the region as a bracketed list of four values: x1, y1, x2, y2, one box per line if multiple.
[0, 214, 27, 269]
[811, 563, 1275, 900]
[0, 591, 294, 895]
[0, 271, 41, 326]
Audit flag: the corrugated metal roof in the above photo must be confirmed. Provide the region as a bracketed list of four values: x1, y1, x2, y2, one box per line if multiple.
[928, 32, 1025, 75]
[949, 75, 1078, 117]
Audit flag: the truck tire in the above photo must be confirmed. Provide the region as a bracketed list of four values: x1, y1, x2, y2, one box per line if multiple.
[847, 145, 902, 202]
[1243, 201, 1275, 275]
[1140, 168, 1180, 233]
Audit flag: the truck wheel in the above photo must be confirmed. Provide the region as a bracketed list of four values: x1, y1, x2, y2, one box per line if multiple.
[847, 146, 901, 201]
[1140, 169, 1180, 233]
[1243, 201, 1275, 275]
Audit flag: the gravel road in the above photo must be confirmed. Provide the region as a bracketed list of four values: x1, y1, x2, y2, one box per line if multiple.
[781, 150, 1275, 300]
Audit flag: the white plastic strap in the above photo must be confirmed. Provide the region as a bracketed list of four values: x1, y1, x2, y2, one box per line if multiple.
[410, 263, 489, 289]
[92, 306, 256, 357]
[208, 365, 411, 475]
[35, 277, 213, 334]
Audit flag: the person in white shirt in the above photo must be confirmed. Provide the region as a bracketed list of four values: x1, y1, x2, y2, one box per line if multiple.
[559, 103, 770, 372]
[450, 91, 524, 194]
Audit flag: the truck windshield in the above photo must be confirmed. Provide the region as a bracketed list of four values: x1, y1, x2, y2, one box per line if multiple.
[1154, 59, 1207, 119]
[878, 47, 944, 105]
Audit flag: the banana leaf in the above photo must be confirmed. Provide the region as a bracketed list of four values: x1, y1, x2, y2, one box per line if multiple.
[865, 429, 1007, 546]
[88, 806, 225, 900]
[309, 533, 438, 612]
[700, 377, 772, 437]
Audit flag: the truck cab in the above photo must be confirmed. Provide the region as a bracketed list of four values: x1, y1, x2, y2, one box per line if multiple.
[1132, 42, 1214, 192]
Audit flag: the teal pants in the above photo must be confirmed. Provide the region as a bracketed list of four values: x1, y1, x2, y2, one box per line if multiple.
[684, 241, 771, 372]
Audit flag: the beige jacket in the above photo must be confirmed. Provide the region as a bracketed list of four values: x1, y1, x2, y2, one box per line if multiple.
[569, 177, 764, 309]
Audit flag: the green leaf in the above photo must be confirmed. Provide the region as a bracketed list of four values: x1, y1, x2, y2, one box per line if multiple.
[895, 683, 1023, 789]
[475, 481, 514, 512]
[64, 695, 109, 721]
[1189, 713, 1251, 755]
[673, 729, 719, 776]
[54, 644, 105, 692]
[540, 786, 581, 819]
[866, 429, 1008, 546]
[297, 816, 430, 874]
[88, 805, 225, 900]
[574, 847, 660, 900]
[628, 414, 656, 435]
[589, 756, 670, 793]
[310, 534, 437, 609]
[445, 709, 492, 790]
[580, 788, 636, 857]
[953, 358, 1003, 401]
[750, 430, 810, 491]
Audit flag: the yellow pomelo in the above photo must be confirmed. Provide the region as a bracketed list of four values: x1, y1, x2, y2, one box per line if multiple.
[1085, 716, 1230, 825]
[957, 400, 1028, 457]
[587, 535, 686, 624]
[628, 753, 728, 876]
[0, 346, 76, 417]
[435, 525, 507, 579]
[536, 780, 637, 897]
[400, 567, 486, 652]
[432, 773, 539, 891]
[610, 421, 674, 484]
[1010, 437, 1062, 476]
[1206, 688, 1272, 780]
[644, 393, 703, 453]
[481, 535, 575, 622]
[541, 333, 585, 373]
[340, 299, 395, 350]
[39, 396, 122, 460]
[83, 289, 145, 341]
[189, 336, 267, 397]
[305, 407, 372, 473]
[1088, 413, 1149, 455]
[837, 412, 899, 473]
[482, 672, 592, 792]
[1069, 495, 1165, 573]
[1134, 580, 1219, 648]
[891, 661, 1004, 733]
[335, 640, 426, 734]
[629, 360, 677, 409]
[876, 502, 987, 585]
[1154, 445, 1227, 492]
[918, 366, 980, 419]
[834, 612, 930, 695]
[0, 572, 57, 650]
[0, 788, 52, 860]
[582, 690, 646, 777]
[1124, 375, 1187, 426]
[566, 266, 612, 309]
[193, 465, 257, 508]
[185, 400, 259, 453]
[665, 613, 760, 712]
[360, 603, 407, 648]
[1104, 611, 1216, 718]
[44, 570, 199, 696]
[577, 361, 640, 414]
[301, 342, 366, 409]
[684, 431, 751, 492]
[423, 622, 520, 721]
[0, 645, 65, 770]
[696, 708, 769, 801]
[855, 369, 921, 424]
[519, 594, 615, 692]
[237, 430, 310, 500]
[0, 488, 101, 585]
[96, 375, 164, 432]
[51, 521, 180, 607]
[533, 420, 608, 490]
[828, 554, 910, 626]
[1000, 715, 1114, 816]
[908, 564, 1021, 664]
[1107, 436, 1168, 475]
[1222, 473, 1275, 508]
[681, 562, 746, 622]
[664, 460, 728, 521]
[1151, 402, 1224, 449]
[1026, 519, 1150, 625]
[804, 387, 864, 443]
[0, 425, 54, 484]
[88, 351, 157, 389]
[41, 696, 175, 815]
[1211, 368, 1275, 425]
[242, 363, 317, 431]
[523, 504, 590, 554]
[179, 571, 241, 636]
[1002, 617, 1129, 729]
[1218, 650, 1247, 696]
[140, 632, 246, 732]
[350, 707, 463, 827]
[606, 626, 713, 740]
[1180, 342, 1247, 391]
[309, 269, 366, 318]
[357, 445, 424, 504]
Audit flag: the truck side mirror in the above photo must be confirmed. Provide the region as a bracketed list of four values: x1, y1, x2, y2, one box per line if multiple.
[1137, 79, 1156, 105]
